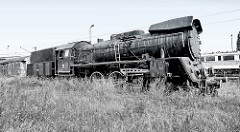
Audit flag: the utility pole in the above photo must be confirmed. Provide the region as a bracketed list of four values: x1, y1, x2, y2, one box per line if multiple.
[237, 32, 240, 51]
[7, 45, 9, 55]
[231, 34, 233, 51]
[89, 24, 94, 44]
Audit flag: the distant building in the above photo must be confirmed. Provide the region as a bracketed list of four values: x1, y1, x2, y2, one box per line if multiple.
[0, 56, 30, 77]
[201, 51, 240, 80]
[0, 52, 30, 60]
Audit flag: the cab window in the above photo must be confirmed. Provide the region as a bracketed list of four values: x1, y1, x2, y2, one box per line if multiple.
[64, 49, 69, 57]
[223, 55, 234, 61]
[206, 56, 215, 61]
[59, 49, 70, 58]
[59, 51, 64, 58]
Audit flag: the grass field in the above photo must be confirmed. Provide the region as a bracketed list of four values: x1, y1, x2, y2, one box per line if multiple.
[0, 77, 240, 132]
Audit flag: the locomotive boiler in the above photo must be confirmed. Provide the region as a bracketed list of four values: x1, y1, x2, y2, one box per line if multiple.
[25, 16, 219, 92]
[80, 16, 202, 63]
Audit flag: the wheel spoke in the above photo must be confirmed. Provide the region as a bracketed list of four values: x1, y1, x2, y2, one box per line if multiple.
[90, 71, 104, 81]
[109, 71, 125, 86]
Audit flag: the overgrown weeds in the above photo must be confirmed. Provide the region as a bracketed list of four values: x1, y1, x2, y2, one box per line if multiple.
[0, 77, 239, 131]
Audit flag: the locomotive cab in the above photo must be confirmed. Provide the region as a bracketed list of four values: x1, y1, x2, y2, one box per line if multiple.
[55, 41, 90, 76]
[55, 47, 74, 76]
[55, 42, 80, 76]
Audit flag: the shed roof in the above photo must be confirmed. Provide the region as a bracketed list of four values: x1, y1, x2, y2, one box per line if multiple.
[0, 56, 29, 65]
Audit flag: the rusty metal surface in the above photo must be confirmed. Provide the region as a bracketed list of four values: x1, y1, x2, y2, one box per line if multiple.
[71, 60, 147, 67]
[110, 30, 144, 40]
[149, 16, 202, 34]
[29, 62, 53, 76]
[24, 16, 204, 83]
[166, 57, 204, 83]
[57, 60, 70, 73]
[30, 48, 55, 64]
[149, 59, 166, 78]
[73, 16, 203, 64]
[78, 30, 199, 63]
[44, 62, 51, 76]
[55, 41, 89, 51]
[27, 64, 33, 76]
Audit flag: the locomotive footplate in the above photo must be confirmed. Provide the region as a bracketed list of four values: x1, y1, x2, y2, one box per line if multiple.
[120, 68, 149, 77]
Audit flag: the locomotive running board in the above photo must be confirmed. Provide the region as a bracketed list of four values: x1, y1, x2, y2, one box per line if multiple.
[71, 60, 147, 68]
[120, 68, 149, 76]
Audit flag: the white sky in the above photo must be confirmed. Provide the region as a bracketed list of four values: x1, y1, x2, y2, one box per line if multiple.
[0, 0, 240, 56]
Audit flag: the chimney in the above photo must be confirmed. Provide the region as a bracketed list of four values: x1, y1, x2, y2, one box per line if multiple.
[97, 38, 104, 43]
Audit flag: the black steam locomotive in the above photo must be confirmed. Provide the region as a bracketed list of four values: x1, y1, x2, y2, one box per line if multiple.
[25, 16, 218, 91]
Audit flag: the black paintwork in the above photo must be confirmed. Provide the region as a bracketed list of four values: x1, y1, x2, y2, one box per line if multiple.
[26, 16, 203, 80]
[149, 16, 202, 34]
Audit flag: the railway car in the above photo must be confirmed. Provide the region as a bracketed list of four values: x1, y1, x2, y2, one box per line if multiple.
[201, 51, 240, 82]
[26, 16, 220, 93]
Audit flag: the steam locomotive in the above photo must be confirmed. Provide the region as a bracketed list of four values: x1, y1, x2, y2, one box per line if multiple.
[2, 16, 220, 92]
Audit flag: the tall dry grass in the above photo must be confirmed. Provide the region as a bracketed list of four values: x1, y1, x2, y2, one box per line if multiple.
[0, 77, 239, 132]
